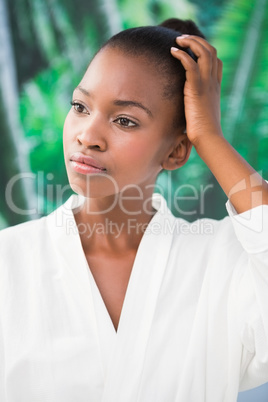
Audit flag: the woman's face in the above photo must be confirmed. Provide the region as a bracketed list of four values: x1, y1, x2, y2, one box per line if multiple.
[63, 46, 184, 199]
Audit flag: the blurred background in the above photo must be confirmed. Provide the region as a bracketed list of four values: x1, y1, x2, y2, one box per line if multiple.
[0, 0, 267, 399]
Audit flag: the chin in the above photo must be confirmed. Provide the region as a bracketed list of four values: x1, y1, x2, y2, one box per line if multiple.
[67, 174, 120, 200]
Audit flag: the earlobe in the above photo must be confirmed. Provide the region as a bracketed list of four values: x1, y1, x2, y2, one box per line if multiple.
[161, 134, 192, 171]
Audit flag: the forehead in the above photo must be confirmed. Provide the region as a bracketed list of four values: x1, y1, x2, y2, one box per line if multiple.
[79, 47, 166, 109]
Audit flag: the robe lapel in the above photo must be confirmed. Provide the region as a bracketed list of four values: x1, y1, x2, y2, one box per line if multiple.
[87, 266, 117, 378]
[101, 194, 176, 402]
[45, 195, 101, 359]
[46, 196, 95, 301]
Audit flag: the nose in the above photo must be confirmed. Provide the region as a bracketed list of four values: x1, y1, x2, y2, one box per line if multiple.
[76, 114, 107, 151]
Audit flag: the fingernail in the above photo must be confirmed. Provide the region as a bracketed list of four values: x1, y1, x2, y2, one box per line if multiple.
[171, 47, 179, 52]
[177, 34, 190, 39]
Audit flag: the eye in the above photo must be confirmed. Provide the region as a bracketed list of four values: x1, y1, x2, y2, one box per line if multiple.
[114, 117, 137, 128]
[70, 101, 89, 114]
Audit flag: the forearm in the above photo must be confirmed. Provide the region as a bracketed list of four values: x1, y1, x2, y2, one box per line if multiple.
[194, 133, 268, 214]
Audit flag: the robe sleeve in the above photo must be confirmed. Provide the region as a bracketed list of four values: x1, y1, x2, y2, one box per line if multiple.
[226, 200, 268, 391]
[0, 320, 5, 402]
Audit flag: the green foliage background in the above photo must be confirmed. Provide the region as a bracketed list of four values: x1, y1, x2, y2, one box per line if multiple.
[0, 0, 267, 227]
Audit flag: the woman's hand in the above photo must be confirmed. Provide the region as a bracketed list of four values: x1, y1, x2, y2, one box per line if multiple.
[171, 35, 268, 213]
[171, 35, 223, 148]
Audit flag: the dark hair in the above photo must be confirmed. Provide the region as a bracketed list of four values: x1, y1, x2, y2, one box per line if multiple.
[98, 18, 205, 129]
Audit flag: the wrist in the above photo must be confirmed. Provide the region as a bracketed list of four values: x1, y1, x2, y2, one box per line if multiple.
[190, 128, 224, 151]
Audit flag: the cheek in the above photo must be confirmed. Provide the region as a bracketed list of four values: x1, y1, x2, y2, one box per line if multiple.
[120, 143, 152, 168]
[62, 113, 74, 154]
[118, 136, 165, 175]
[127, 143, 149, 159]
[131, 130, 164, 156]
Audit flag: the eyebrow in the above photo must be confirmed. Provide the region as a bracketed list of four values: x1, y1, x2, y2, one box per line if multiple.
[76, 85, 90, 96]
[75, 85, 153, 118]
[113, 100, 153, 118]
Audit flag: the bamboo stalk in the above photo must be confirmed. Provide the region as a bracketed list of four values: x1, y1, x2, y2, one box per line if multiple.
[0, 0, 38, 219]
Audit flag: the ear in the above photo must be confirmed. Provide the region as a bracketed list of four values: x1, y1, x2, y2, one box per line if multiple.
[161, 133, 192, 171]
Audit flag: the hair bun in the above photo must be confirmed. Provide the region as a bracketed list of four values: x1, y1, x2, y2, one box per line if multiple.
[159, 18, 205, 39]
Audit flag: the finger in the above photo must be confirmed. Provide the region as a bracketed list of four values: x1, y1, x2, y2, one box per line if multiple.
[191, 37, 219, 83]
[177, 35, 218, 61]
[170, 47, 201, 87]
[176, 35, 217, 79]
[177, 35, 215, 52]
[176, 36, 213, 78]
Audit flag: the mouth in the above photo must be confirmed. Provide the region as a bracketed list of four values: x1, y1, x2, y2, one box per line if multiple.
[70, 152, 107, 175]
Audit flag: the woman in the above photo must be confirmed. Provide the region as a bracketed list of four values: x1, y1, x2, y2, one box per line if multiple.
[0, 18, 267, 402]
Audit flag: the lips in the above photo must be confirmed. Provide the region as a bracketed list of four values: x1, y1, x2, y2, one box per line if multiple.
[70, 152, 107, 174]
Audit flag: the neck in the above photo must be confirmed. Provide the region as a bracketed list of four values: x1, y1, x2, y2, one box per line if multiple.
[74, 187, 157, 254]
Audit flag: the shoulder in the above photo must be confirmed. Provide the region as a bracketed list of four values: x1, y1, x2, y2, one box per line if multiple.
[0, 194, 82, 246]
[0, 194, 84, 262]
[170, 213, 237, 248]
[0, 217, 50, 268]
[154, 192, 239, 250]
[0, 217, 47, 245]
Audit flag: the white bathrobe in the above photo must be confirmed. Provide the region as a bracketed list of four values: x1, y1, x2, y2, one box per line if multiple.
[0, 193, 267, 402]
